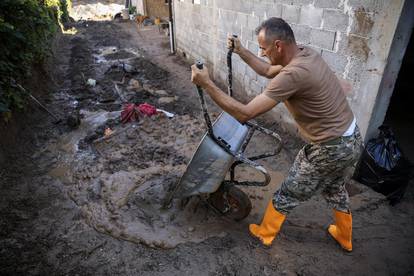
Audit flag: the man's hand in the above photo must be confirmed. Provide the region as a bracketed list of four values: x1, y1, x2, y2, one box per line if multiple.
[227, 35, 243, 54]
[191, 64, 211, 87]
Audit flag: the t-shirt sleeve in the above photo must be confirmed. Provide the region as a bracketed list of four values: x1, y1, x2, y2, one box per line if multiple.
[263, 70, 299, 102]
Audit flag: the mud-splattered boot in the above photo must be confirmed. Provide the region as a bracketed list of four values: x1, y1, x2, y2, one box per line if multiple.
[249, 201, 286, 246]
[328, 210, 353, 252]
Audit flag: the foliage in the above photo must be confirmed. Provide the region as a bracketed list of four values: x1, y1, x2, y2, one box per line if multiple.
[129, 5, 137, 15]
[60, 0, 72, 23]
[0, 0, 71, 118]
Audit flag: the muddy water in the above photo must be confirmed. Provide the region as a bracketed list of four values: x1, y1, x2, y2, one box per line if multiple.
[48, 108, 285, 248]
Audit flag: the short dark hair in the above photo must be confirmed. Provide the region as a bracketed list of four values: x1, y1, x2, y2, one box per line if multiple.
[255, 17, 296, 44]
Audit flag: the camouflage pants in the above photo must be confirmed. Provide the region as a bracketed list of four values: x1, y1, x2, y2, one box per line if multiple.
[273, 127, 362, 214]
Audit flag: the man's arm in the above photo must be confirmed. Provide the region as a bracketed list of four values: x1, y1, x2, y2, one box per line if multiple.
[191, 65, 278, 123]
[228, 36, 282, 79]
[239, 47, 282, 79]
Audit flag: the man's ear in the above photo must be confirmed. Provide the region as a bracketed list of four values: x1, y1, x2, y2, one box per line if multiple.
[274, 40, 282, 52]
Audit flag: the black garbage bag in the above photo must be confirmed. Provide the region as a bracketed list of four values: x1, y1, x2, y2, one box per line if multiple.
[354, 125, 412, 205]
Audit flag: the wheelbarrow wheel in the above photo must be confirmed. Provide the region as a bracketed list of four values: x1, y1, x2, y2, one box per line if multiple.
[208, 186, 252, 221]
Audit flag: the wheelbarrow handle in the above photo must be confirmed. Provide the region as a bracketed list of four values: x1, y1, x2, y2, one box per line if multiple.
[245, 121, 282, 143]
[195, 61, 214, 137]
[227, 34, 238, 97]
[234, 153, 271, 187]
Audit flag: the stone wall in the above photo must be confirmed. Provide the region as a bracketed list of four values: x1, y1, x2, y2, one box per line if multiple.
[173, 0, 407, 139]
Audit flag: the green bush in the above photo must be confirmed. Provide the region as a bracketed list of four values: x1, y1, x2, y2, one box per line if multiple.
[129, 6, 137, 15]
[0, 0, 71, 116]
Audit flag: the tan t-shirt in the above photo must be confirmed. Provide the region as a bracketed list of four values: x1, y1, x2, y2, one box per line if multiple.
[263, 47, 354, 143]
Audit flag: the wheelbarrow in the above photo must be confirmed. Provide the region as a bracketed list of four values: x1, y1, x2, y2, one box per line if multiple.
[164, 37, 282, 221]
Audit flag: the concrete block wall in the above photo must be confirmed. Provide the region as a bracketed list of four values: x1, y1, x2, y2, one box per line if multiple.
[173, 0, 406, 139]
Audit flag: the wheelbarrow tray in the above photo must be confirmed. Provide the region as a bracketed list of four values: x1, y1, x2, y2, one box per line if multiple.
[175, 112, 249, 198]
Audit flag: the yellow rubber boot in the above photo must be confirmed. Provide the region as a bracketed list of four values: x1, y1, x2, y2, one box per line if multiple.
[249, 201, 286, 246]
[328, 210, 353, 252]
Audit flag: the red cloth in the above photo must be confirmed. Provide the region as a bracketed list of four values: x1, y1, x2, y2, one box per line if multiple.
[121, 103, 140, 123]
[138, 103, 157, 116]
[121, 103, 157, 123]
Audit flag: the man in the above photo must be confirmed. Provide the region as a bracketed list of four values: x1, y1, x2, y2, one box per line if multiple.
[191, 17, 362, 252]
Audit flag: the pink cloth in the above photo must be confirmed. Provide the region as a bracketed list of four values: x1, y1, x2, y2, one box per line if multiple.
[121, 103, 158, 123]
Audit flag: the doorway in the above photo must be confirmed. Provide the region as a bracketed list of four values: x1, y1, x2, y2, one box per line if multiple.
[383, 29, 414, 163]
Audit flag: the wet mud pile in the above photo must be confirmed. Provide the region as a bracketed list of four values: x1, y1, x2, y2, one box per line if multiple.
[45, 20, 286, 248]
[58, 110, 286, 248]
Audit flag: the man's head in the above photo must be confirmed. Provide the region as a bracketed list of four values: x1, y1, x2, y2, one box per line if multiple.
[255, 17, 296, 66]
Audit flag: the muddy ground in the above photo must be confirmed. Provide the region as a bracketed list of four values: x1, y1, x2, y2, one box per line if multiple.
[1, 4, 414, 275]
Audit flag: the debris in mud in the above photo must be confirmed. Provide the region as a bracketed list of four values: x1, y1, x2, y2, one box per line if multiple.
[121, 103, 159, 123]
[66, 110, 81, 129]
[121, 103, 141, 123]
[156, 108, 175, 118]
[86, 78, 96, 87]
[127, 79, 141, 90]
[138, 103, 157, 116]
[104, 127, 114, 137]
[158, 97, 178, 104]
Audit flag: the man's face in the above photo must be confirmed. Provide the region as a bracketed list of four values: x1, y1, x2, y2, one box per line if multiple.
[257, 29, 281, 65]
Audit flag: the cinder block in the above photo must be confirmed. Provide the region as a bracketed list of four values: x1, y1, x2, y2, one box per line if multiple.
[241, 25, 254, 42]
[218, 0, 252, 13]
[304, 44, 322, 55]
[299, 5, 323, 28]
[321, 50, 347, 74]
[258, 75, 269, 87]
[247, 40, 259, 56]
[234, 60, 247, 76]
[347, 0, 387, 11]
[243, 75, 251, 93]
[250, 80, 263, 95]
[313, 0, 340, 9]
[267, 3, 283, 18]
[237, 12, 248, 26]
[309, 28, 336, 50]
[200, 6, 213, 19]
[218, 30, 227, 42]
[253, 3, 272, 19]
[218, 69, 227, 83]
[323, 9, 349, 32]
[279, 0, 312, 5]
[238, 0, 253, 14]
[246, 67, 257, 81]
[248, 15, 260, 30]
[230, 24, 242, 36]
[290, 24, 311, 45]
[281, 4, 300, 24]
